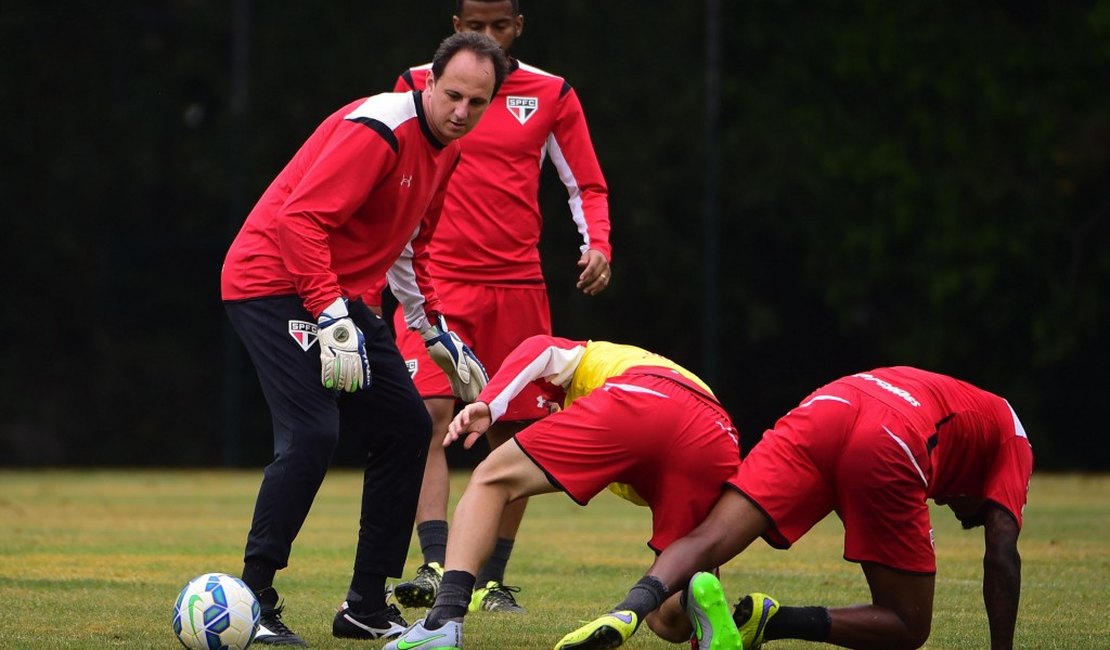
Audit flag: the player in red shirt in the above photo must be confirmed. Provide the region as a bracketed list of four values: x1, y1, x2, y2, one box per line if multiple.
[220, 33, 508, 646]
[383, 0, 613, 614]
[383, 335, 741, 650]
[561, 367, 1034, 650]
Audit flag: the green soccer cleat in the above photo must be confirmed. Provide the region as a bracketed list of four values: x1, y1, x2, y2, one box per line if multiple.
[554, 610, 638, 649]
[468, 580, 526, 613]
[732, 593, 779, 649]
[382, 618, 462, 650]
[687, 572, 743, 650]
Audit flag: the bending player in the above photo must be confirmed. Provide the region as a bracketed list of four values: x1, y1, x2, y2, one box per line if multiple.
[565, 366, 1033, 650]
[383, 335, 741, 650]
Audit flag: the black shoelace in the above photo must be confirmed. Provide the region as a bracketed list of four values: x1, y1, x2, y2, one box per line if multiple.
[262, 605, 296, 635]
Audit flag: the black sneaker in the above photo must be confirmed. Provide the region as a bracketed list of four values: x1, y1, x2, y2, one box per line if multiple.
[332, 602, 409, 640]
[255, 603, 307, 646]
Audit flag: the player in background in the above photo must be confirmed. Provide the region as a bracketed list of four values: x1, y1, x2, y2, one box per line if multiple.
[563, 366, 1034, 650]
[382, 335, 742, 650]
[382, 0, 613, 615]
[220, 33, 508, 646]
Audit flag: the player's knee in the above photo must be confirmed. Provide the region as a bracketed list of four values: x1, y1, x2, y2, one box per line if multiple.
[906, 623, 930, 649]
[469, 455, 529, 501]
[889, 615, 930, 649]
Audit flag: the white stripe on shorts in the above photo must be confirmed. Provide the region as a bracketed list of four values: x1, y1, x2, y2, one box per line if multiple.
[883, 425, 929, 488]
[603, 382, 668, 398]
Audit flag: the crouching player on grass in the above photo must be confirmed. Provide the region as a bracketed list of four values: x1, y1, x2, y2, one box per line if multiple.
[565, 366, 1034, 650]
[382, 335, 742, 650]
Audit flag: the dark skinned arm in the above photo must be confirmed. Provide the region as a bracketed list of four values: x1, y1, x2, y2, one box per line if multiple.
[981, 504, 1021, 650]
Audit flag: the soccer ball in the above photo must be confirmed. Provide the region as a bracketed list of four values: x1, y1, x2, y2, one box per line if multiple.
[172, 572, 260, 650]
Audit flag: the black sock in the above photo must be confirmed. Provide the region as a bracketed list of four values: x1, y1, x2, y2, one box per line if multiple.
[475, 537, 515, 585]
[426, 570, 475, 628]
[242, 562, 278, 605]
[346, 570, 387, 614]
[417, 520, 449, 566]
[764, 605, 831, 642]
[614, 576, 669, 622]
[253, 586, 279, 610]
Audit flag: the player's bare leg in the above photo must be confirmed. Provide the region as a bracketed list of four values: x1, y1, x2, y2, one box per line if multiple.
[643, 492, 770, 642]
[822, 563, 934, 649]
[385, 442, 558, 650]
[446, 440, 556, 575]
[466, 420, 530, 611]
[416, 398, 455, 523]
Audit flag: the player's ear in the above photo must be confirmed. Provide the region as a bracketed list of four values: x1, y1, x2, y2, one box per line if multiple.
[515, 15, 524, 37]
[452, 16, 462, 33]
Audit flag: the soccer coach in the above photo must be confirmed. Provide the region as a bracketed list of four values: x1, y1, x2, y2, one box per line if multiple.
[220, 32, 508, 646]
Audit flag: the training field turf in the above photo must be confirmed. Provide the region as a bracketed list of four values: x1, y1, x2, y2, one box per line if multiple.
[1, 470, 1107, 648]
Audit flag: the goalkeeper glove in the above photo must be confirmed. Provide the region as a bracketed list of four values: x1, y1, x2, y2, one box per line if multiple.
[421, 314, 488, 402]
[317, 298, 371, 392]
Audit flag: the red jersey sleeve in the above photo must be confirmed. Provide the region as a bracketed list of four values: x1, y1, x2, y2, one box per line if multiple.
[276, 121, 396, 317]
[479, 335, 586, 422]
[549, 86, 612, 262]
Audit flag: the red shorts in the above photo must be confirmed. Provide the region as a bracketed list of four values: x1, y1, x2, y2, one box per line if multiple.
[394, 280, 552, 421]
[733, 383, 938, 574]
[515, 374, 741, 552]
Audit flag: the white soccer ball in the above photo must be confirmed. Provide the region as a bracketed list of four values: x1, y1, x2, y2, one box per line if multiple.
[172, 572, 260, 650]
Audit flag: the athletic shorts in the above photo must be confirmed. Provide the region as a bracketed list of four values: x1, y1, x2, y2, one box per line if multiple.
[394, 280, 552, 421]
[732, 383, 938, 574]
[515, 373, 741, 552]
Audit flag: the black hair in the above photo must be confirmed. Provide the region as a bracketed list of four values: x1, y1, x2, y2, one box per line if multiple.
[430, 31, 510, 99]
[456, 0, 520, 16]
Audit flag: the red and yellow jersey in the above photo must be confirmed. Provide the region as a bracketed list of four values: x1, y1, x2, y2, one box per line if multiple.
[395, 59, 611, 283]
[222, 91, 455, 325]
[479, 336, 714, 423]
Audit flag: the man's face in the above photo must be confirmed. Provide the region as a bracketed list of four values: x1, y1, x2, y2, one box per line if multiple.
[453, 0, 522, 53]
[942, 495, 988, 529]
[423, 50, 496, 143]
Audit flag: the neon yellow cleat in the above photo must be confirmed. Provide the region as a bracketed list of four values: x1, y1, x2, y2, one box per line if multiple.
[554, 610, 638, 649]
[468, 580, 526, 613]
[687, 572, 743, 650]
[733, 593, 779, 649]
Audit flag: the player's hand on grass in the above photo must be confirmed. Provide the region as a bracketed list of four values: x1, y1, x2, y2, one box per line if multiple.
[576, 249, 611, 296]
[421, 315, 489, 402]
[446, 402, 492, 449]
[317, 298, 371, 392]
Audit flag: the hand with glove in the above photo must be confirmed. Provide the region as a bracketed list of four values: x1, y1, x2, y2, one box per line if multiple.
[421, 314, 489, 402]
[317, 298, 371, 392]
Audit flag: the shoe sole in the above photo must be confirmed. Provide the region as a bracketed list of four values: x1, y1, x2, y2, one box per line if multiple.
[333, 622, 406, 640]
[689, 574, 743, 650]
[253, 635, 308, 646]
[559, 625, 625, 650]
[394, 584, 437, 608]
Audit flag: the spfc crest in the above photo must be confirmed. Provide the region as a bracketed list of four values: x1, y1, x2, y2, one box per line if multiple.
[406, 359, 418, 379]
[288, 320, 319, 351]
[506, 96, 538, 125]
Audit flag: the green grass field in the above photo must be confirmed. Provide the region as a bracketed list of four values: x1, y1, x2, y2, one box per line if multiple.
[1, 470, 1107, 648]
